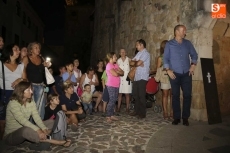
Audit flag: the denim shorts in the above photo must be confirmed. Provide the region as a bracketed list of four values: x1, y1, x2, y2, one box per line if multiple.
[102, 86, 109, 102]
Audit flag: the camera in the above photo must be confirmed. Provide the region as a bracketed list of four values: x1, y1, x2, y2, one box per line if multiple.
[46, 57, 51, 62]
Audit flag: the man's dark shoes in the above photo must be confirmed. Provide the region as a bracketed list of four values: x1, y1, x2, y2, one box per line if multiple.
[172, 119, 180, 125]
[183, 119, 189, 126]
[129, 111, 138, 116]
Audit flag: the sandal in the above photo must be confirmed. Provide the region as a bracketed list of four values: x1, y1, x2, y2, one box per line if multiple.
[163, 112, 168, 120]
[106, 117, 112, 123]
[111, 116, 119, 121]
[62, 139, 71, 147]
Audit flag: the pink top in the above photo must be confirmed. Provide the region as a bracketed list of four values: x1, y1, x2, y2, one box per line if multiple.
[106, 63, 120, 87]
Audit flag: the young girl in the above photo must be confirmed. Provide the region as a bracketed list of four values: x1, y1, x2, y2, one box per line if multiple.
[44, 93, 62, 120]
[81, 84, 93, 115]
[105, 52, 124, 123]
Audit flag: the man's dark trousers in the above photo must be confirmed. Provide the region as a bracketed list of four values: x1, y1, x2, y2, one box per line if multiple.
[133, 80, 147, 116]
[169, 72, 192, 119]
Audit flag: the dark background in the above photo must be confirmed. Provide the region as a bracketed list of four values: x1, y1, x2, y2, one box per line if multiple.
[28, 0, 95, 46]
[27, 0, 95, 74]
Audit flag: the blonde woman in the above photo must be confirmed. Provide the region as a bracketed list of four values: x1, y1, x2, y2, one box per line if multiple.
[117, 49, 132, 113]
[156, 40, 172, 119]
[22, 42, 51, 120]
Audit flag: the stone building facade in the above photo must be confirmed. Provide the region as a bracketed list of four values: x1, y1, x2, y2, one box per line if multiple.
[91, 0, 230, 121]
[0, 0, 44, 46]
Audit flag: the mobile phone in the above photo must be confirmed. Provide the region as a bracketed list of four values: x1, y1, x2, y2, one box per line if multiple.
[46, 57, 51, 62]
[46, 135, 51, 140]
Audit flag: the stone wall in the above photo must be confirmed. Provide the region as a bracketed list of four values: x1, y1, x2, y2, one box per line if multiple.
[91, 0, 230, 121]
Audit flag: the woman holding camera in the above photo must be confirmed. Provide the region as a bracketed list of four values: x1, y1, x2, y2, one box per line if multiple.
[22, 42, 51, 120]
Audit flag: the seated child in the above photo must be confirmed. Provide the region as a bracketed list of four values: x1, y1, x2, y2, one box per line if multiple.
[44, 93, 62, 120]
[81, 84, 93, 115]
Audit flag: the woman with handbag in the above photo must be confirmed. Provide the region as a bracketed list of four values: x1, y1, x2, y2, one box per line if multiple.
[0, 44, 27, 106]
[117, 49, 132, 113]
[22, 42, 51, 120]
[156, 40, 172, 119]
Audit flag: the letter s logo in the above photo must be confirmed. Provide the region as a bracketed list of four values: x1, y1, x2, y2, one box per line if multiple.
[212, 4, 220, 13]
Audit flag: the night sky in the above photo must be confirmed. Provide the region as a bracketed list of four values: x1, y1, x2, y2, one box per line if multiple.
[28, 0, 95, 46]
[28, 0, 66, 45]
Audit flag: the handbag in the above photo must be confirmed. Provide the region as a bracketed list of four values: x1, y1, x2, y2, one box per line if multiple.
[77, 87, 83, 97]
[154, 66, 169, 84]
[45, 67, 55, 85]
[127, 67, 136, 82]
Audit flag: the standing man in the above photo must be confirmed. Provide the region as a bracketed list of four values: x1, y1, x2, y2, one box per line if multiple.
[164, 25, 198, 126]
[130, 39, 150, 119]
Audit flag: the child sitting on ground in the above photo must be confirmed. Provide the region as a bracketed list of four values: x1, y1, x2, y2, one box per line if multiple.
[81, 84, 93, 115]
[44, 93, 62, 120]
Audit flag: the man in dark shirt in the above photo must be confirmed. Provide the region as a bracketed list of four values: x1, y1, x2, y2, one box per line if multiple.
[164, 25, 198, 126]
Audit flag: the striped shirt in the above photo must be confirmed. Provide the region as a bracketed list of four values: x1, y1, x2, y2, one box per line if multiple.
[133, 49, 150, 81]
[4, 100, 47, 136]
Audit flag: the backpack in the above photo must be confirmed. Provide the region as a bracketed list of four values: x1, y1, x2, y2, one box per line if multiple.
[51, 110, 67, 140]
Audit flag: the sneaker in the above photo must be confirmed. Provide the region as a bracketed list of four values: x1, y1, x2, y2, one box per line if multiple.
[90, 113, 93, 115]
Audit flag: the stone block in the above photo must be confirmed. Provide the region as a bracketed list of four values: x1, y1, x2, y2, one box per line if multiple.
[224, 26, 230, 37]
[200, 13, 216, 29]
[193, 62, 203, 81]
[198, 45, 213, 58]
[146, 23, 156, 31]
[192, 94, 206, 109]
[190, 108, 208, 121]
[213, 21, 228, 37]
[192, 81, 206, 109]
[197, 28, 213, 46]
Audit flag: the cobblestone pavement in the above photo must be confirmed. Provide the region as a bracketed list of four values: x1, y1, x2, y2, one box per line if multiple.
[2, 108, 170, 153]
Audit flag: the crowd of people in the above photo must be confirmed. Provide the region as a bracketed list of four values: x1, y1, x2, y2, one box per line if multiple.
[0, 24, 198, 149]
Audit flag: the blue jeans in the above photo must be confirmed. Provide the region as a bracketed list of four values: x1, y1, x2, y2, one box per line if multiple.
[106, 86, 119, 117]
[169, 72, 192, 119]
[32, 84, 46, 120]
[82, 102, 93, 114]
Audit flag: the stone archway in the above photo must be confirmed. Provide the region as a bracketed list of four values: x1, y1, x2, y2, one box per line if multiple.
[190, 0, 230, 121]
[212, 19, 230, 115]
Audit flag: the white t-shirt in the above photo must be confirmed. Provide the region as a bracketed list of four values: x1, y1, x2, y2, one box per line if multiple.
[0, 62, 24, 90]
